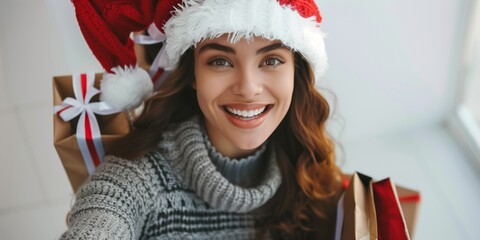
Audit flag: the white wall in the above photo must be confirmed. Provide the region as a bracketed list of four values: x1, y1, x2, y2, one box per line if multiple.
[43, 0, 103, 74]
[317, 0, 472, 143]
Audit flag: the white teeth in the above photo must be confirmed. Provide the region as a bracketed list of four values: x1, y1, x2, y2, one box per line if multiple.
[226, 106, 267, 118]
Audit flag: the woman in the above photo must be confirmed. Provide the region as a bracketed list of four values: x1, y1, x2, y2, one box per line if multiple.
[62, 0, 342, 239]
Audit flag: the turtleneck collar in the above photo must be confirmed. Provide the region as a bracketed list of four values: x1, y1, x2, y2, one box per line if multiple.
[200, 122, 268, 187]
[157, 116, 282, 213]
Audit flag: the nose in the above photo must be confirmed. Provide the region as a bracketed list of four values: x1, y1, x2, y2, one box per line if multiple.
[231, 66, 263, 99]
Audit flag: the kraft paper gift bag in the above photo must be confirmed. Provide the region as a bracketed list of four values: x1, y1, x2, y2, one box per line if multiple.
[396, 185, 421, 237]
[336, 172, 377, 240]
[336, 173, 421, 240]
[53, 73, 130, 192]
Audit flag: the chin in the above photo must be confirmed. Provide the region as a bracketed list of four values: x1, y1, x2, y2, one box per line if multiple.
[231, 133, 270, 151]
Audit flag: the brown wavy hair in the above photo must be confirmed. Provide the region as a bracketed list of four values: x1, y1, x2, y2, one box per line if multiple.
[257, 53, 342, 239]
[111, 48, 342, 239]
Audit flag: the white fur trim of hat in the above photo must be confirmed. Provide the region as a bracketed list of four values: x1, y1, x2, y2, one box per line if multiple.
[163, 0, 328, 81]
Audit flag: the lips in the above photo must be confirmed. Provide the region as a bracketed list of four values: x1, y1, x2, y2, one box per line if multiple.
[225, 106, 267, 118]
[221, 104, 273, 128]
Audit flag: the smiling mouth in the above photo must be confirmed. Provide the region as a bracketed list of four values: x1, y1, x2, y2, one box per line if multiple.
[223, 104, 273, 120]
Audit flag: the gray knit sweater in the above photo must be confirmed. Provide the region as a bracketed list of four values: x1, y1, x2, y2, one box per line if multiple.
[60, 116, 282, 239]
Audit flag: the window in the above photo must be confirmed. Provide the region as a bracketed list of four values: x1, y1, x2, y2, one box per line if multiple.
[450, 1, 480, 162]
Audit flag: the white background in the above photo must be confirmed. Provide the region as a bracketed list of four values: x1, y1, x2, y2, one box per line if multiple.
[0, 0, 479, 239]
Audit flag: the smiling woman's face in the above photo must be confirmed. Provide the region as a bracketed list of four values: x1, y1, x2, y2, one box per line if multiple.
[193, 34, 295, 158]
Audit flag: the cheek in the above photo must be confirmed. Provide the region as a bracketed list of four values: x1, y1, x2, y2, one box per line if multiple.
[271, 71, 295, 103]
[194, 71, 229, 113]
[196, 79, 219, 100]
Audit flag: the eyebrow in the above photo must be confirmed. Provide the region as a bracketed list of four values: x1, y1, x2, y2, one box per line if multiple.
[198, 42, 289, 55]
[256, 43, 289, 54]
[198, 43, 236, 54]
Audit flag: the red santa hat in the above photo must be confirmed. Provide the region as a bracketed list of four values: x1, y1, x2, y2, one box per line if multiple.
[72, 0, 327, 111]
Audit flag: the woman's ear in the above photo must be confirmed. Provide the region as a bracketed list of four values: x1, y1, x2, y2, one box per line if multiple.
[191, 81, 197, 89]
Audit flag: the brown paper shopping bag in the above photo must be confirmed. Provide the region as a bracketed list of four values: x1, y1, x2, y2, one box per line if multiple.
[53, 73, 130, 192]
[336, 173, 421, 240]
[396, 185, 421, 237]
[338, 172, 377, 240]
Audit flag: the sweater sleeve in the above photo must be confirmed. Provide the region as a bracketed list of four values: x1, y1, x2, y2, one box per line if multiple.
[59, 156, 153, 240]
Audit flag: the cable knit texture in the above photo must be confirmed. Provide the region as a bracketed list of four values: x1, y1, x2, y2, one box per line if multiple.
[60, 116, 281, 239]
[202, 124, 267, 187]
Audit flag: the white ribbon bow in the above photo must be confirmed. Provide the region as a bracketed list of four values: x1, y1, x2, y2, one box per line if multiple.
[54, 73, 120, 174]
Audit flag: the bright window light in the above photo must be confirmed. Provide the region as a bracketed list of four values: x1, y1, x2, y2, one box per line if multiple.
[450, 1, 480, 163]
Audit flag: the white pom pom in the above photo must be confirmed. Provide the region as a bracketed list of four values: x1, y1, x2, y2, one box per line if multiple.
[100, 66, 153, 110]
